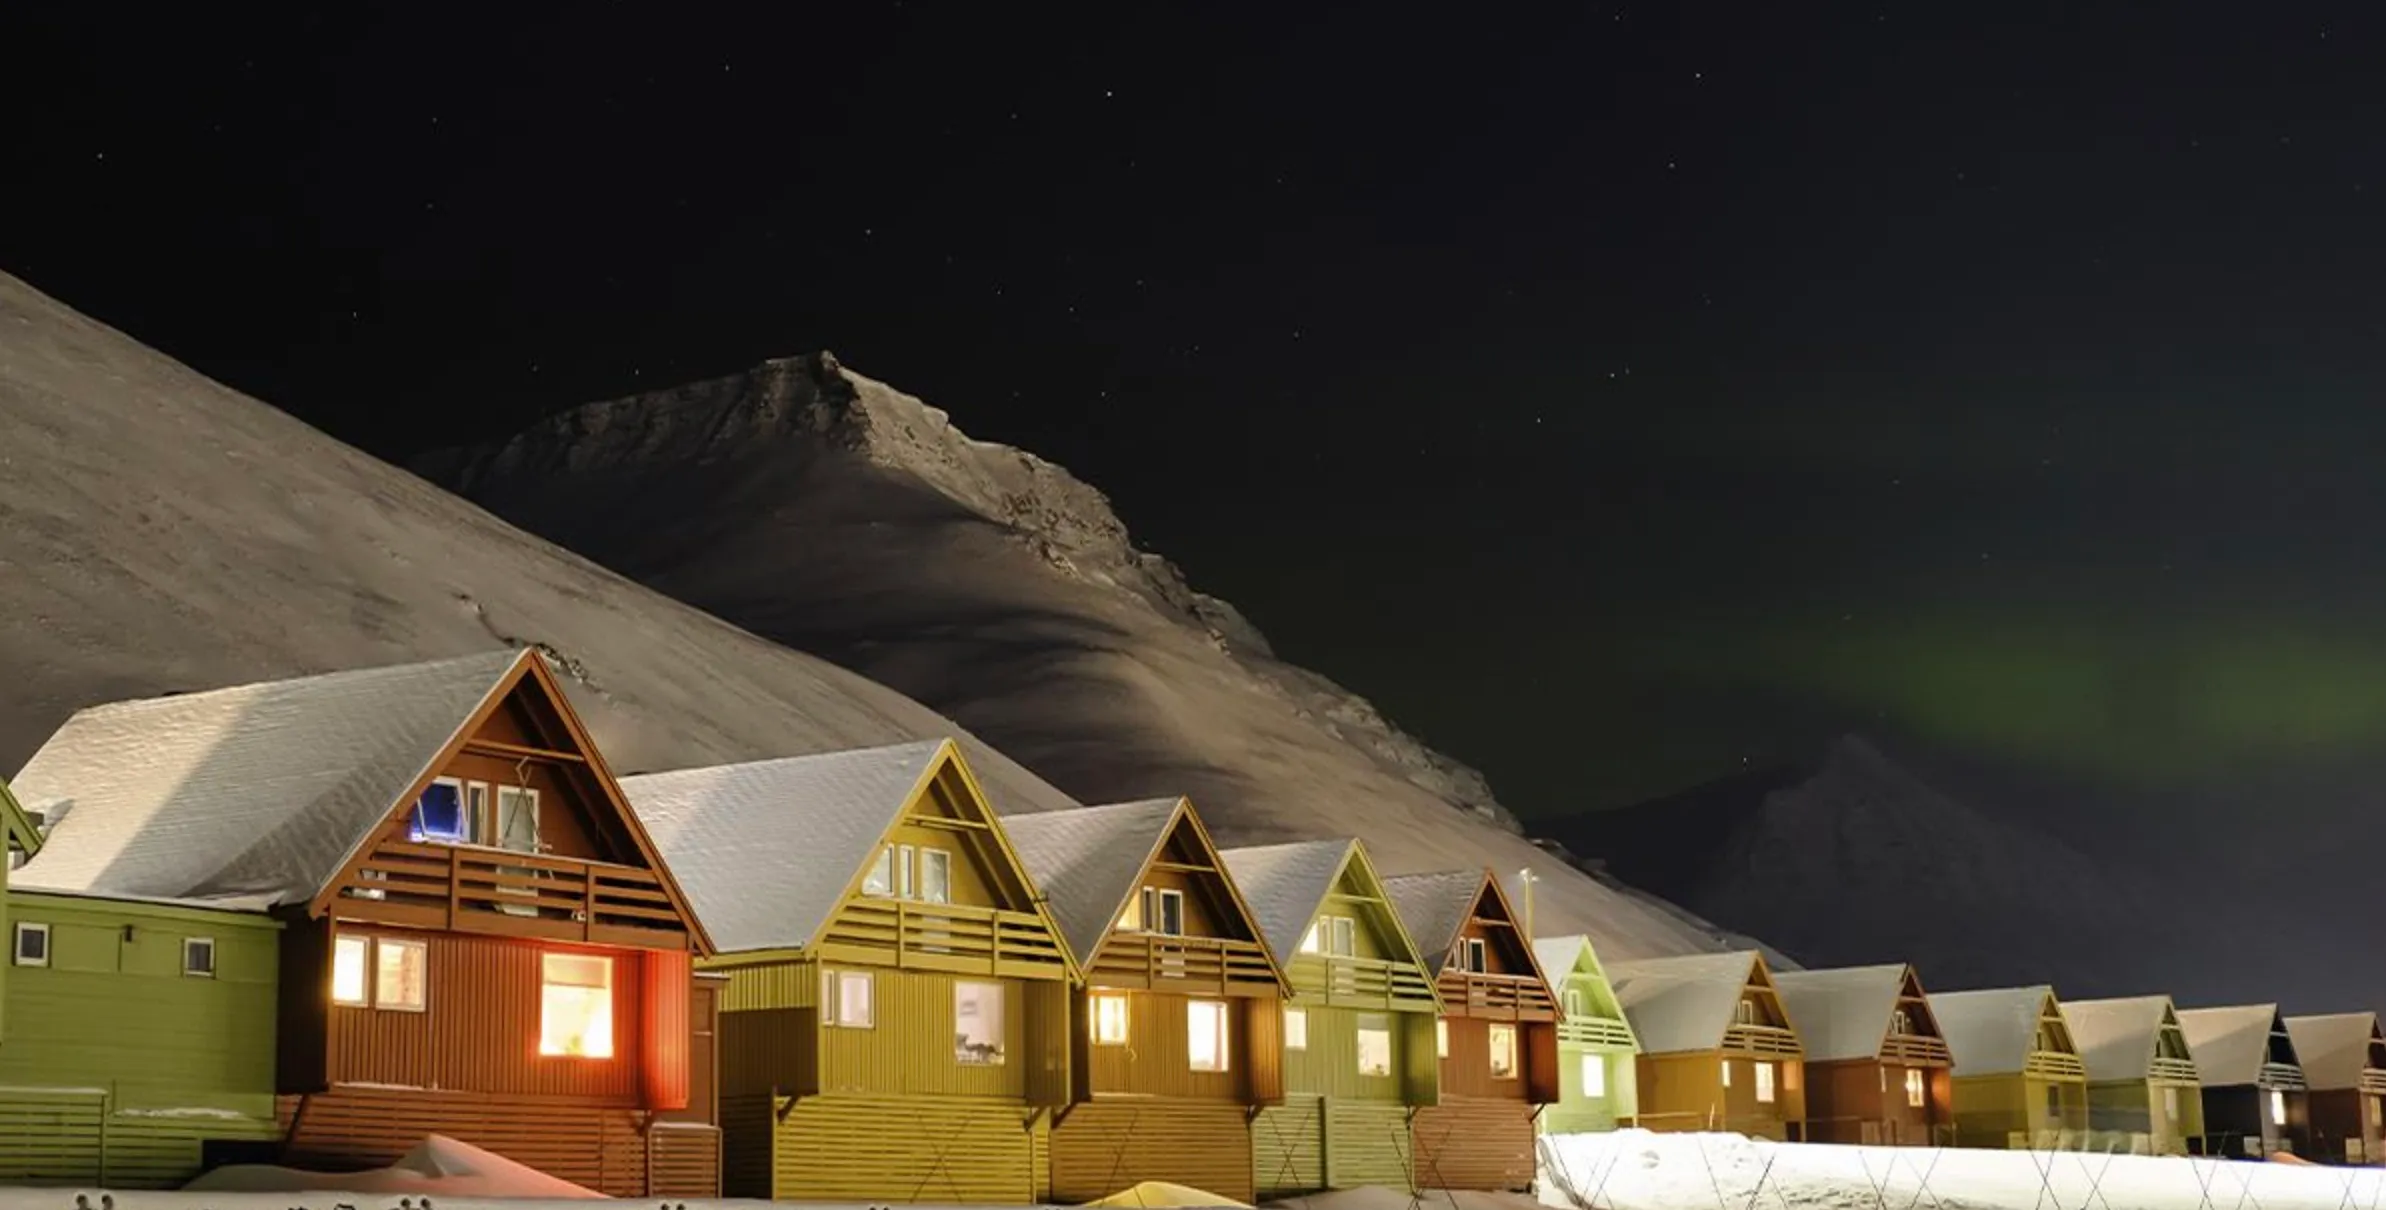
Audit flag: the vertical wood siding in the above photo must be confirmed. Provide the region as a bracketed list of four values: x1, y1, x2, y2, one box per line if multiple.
[1542, 1047, 1636, 1134]
[639, 948, 692, 1111]
[1285, 1004, 1412, 1102]
[772, 1094, 1045, 1203]
[817, 969, 1029, 1098]
[1087, 988, 1251, 1100]
[1410, 1096, 1535, 1191]
[1050, 1100, 1254, 1204]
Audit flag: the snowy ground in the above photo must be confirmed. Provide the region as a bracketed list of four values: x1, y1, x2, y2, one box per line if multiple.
[1540, 1129, 2386, 1210]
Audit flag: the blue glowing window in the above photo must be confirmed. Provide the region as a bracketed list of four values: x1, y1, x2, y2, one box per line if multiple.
[409, 781, 468, 843]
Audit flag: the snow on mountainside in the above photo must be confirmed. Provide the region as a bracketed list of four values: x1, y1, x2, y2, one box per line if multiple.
[1561, 735, 2326, 1008]
[414, 351, 1765, 959]
[0, 270, 1746, 960]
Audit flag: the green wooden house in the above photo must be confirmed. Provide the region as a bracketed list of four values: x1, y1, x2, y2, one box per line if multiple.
[1530, 934, 1641, 1135]
[0, 776, 285, 1187]
[622, 739, 1077, 1204]
[1222, 838, 1442, 1199]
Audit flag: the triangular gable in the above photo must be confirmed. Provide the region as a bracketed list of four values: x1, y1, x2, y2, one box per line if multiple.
[1532, 934, 1636, 1042]
[307, 649, 714, 953]
[0, 778, 40, 859]
[1384, 867, 1551, 989]
[1221, 838, 1442, 1010]
[1886, 966, 1944, 1044]
[1928, 985, 2076, 1075]
[1332, 841, 1439, 1001]
[1609, 950, 1785, 1054]
[2035, 990, 2079, 1058]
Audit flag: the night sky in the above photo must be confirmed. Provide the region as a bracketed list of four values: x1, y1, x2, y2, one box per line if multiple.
[7, 5, 2386, 830]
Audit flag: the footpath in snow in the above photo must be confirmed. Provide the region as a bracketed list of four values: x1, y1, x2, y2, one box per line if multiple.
[1539, 1129, 2386, 1210]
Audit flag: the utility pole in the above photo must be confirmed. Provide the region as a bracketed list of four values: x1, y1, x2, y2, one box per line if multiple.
[1518, 867, 1538, 937]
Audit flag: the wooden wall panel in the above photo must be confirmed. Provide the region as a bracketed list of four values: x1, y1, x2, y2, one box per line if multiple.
[280, 1085, 652, 1196]
[718, 1005, 816, 1098]
[1439, 1016, 1530, 1102]
[1253, 1095, 1326, 1199]
[276, 915, 331, 1094]
[1410, 1096, 1534, 1192]
[1328, 1100, 1416, 1191]
[639, 948, 692, 1111]
[1050, 1100, 1253, 1204]
[717, 1091, 777, 1198]
[1086, 988, 1248, 1101]
[816, 968, 1028, 1098]
[776, 1094, 1042, 1204]
[648, 1123, 722, 1197]
[1285, 1004, 1416, 1103]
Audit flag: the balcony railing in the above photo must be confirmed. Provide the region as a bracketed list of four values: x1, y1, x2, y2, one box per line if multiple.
[818, 897, 1070, 980]
[2360, 1069, 2386, 1096]
[2024, 1050, 2088, 1081]
[337, 838, 688, 948]
[1879, 1034, 1952, 1065]
[2258, 1062, 2309, 1091]
[1435, 970, 1558, 1021]
[1558, 1016, 1637, 1049]
[1287, 954, 1438, 1010]
[2148, 1057, 2200, 1084]
[1722, 1023, 1803, 1058]
[1088, 933, 1278, 996]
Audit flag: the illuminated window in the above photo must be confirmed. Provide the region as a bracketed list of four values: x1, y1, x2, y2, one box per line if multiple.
[955, 981, 1004, 1064]
[539, 953, 615, 1057]
[1905, 1068, 1926, 1109]
[1285, 1007, 1308, 1051]
[823, 969, 874, 1028]
[1299, 921, 1321, 953]
[1581, 1053, 1606, 1098]
[332, 934, 370, 1004]
[408, 777, 474, 844]
[862, 847, 895, 897]
[375, 937, 427, 1011]
[12, 922, 49, 968]
[1357, 1014, 1393, 1077]
[1890, 1009, 1913, 1036]
[919, 848, 953, 904]
[1755, 1061, 1777, 1104]
[1436, 1019, 1449, 1059]
[1488, 1024, 1518, 1079]
[1720, 1059, 1733, 1088]
[1188, 1000, 1230, 1072]
[2271, 1090, 2288, 1127]
[1092, 993, 1130, 1045]
[2164, 1085, 2181, 1121]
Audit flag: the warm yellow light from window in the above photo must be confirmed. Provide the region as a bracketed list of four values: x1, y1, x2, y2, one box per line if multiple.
[332, 935, 369, 1005]
[1436, 1018, 1449, 1059]
[376, 938, 427, 1011]
[1093, 993, 1130, 1045]
[539, 953, 614, 1058]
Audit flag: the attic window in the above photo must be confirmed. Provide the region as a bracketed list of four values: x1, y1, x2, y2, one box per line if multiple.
[1563, 989, 1584, 1017]
[1734, 998, 1759, 1026]
[408, 778, 478, 845]
[12, 922, 49, 967]
[1460, 938, 1487, 973]
[1890, 1009, 1913, 1036]
[1140, 888, 1186, 936]
[1303, 915, 1357, 956]
[183, 937, 216, 978]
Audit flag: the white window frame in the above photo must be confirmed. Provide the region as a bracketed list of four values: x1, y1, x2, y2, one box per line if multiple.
[896, 843, 916, 899]
[1356, 1013, 1393, 1077]
[917, 847, 953, 904]
[1720, 1058, 1733, 1088]
[1461, 938, 1487, 973]
[1284, 1006, 1308, 1051]
[1299, 921, 1322, 954]
[1563, 988, 1585, 1017]
[13, 921, 50, 967]
[495, 785, 541, 854]
[1735, 997, 1758, 1025]
[1153, 888, 1186, 936]
[1092, 992, 1131, 1045]
[863, 846, 895, 897]
[954, 980, 1004, 1065]
[1755, 1060, 1777, 1104]
[374, 936, 429, 1011]
[1905, 1067, 1927, 1109]
[332, 934, 371, 1005]
[1187, 999, 1231, 1073]
[1436, 1018, 1449, 1059]
[1327, 915, 1356, 957]
[183, 936, 217, 978]
[824, 968, 875, 1028]
[1581, 1052, 1606, 1098]
[1488, 1023, 1518, 1080]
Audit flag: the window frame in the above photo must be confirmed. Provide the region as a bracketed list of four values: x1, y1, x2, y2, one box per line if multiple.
[1187, 999, 1232, 1073]
[1355, 1013, 1393, 1077]
[1563, 987, 1585, 1018]
[1436, 1018, 1450, 1059]
[494, 785, 541, 854]
[331, 934, 371, 1005]
[1092, 991, 1131, 1046]
[917, 847, 953, 905]
[1154, 887, 1186, 936]
[1755, 1060, 1777, 1104]
[537, 951, 616, 1059]
[1328, 915, 1356, 956]
[12, 921, 50, 967]
[1299, 921, 1322, 954]
[182, 936, 217, 978]
[824, 968, 876, 1029]
[1904, 1067, 1927, 1109]
[862, 846, 896, 897]
[954, 979, 1005, 1065]
[409, 775, 474, 845]
[373, 936, 429, 1011]
[1580, 1052, 1606, 1098]
[1460, 937, 1487, 973]
[1488, 1022, 1519, 1080]
[1284, 1006, 1308, 1051]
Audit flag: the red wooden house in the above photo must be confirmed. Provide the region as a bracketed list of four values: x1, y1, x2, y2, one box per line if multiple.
[8, 649, 720, 1196]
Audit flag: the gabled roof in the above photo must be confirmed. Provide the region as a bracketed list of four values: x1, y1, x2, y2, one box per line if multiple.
[1220, 837, 1358, 963]
[621, 738, 952, 954]
[1607, 950, 1771, 1055]
[2177, 1004, 2296, 1087]
[0, 777, 41, 858]
[1004, 798, 1283, 987]
[1773, 964, 1924, 1063]
[13, 650, 521, 902]
[1931, 986, 2069, 1076]
[2061, 996, 2187, 1082]
[2285, 1013, 2385, 1090]
[1382, 868, 1547, 990]
[1533, 934, 1637, 1037]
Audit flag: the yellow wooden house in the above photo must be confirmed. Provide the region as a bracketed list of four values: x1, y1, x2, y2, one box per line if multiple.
[1004, 798, 1290, 1205]
[621, 739, 1077, 1203]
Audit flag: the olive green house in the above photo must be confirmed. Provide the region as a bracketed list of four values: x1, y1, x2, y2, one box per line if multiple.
[1223, 838, 1442, 1199]
[0, 777, 284, 1187]
[1530, 934, 1640, 1135]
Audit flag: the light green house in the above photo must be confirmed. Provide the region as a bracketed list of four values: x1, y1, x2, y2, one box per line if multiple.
[0, 777, 284, 1187]
[1531, 934, 1641, 1134]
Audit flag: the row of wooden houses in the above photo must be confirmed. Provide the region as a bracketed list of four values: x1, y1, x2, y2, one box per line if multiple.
[0, 650, 2377, 1203]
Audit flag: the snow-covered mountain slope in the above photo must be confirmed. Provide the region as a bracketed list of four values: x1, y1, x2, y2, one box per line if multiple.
[414, 351, 1759, 958]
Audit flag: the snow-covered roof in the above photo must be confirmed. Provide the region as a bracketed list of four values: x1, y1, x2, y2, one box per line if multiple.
[1003, 799, 1186, 963]
[620, 739, 945, 953]
[0, 778, 41, 857]
[2177, 1005, 2293, 1087]
[1607, 951, 1766, 1056]
[1772, 965, 1912, 1063]
[2060, 996, 2181, 1082]
[8, 885, 280, 918]
[1931, 986, 2064, 1076]
[10, 651, 528, 903]
[2284, 1013, 2383, 1090]
[1533, 935, 1597, 986]
[1382, 869, 1487, 976]
[1220, 837, 1357, 963]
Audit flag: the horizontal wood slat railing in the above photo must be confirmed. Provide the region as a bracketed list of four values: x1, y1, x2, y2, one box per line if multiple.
[820, 898, 1069, 977]
[1879, 1034, 1952, 1065]
[1557, 1017, 1637, 1049]
[1722, 1024, 1803, 1058]
[1089, 934, 1278, 995]
[2259, 1062, 2310, 1090]
[1437, 971, 1558, 1020]
[2148, 1057, 2200, 1084]
[2023, 1051, 2088, 1080]
[338, 839, 688, 948]
[2360, 1070, 2386, 1096]
[1290, 954, 1438, 1009]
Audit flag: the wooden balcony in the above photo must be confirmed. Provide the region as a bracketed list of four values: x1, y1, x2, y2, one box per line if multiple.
[2258, 1062, 2309, 1091]
[2148, 1057, 2200, 1084]
[1436, 970, 1557, 1022]
[2360, 1069, 2386, 1096]
[335, 838, 689, 949]
[1089, 933, 1278, 997]
[1287, 954, 1438, 1011]
[817, 897, 1070, 981]
[1722, 1023, 1802, 1058]
[2023, 1050, 2088, 1081]
[1879, 1034, 1952, 1066]
[1557, 1015, 1637, 1050]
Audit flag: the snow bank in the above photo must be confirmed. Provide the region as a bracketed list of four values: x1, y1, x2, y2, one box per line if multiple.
[1539, 1129, 2386, 1210]
[183, 1134, 602, 1199]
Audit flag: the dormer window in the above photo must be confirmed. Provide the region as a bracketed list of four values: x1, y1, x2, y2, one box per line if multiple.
[1460, 938, 1488, 973]
[1890, 1009, 1913, 1036]
[1735, 997, 1759, 1026]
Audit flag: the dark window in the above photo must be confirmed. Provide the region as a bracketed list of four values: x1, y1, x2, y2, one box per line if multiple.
[408, 780, 469, 843]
